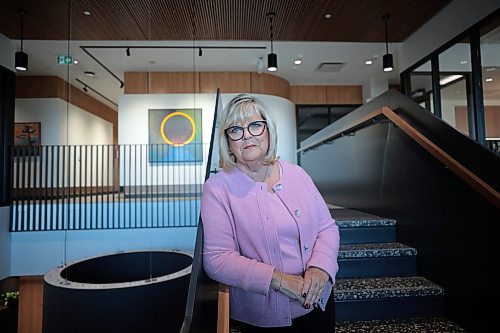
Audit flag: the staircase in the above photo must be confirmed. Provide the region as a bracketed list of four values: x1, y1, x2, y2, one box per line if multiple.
[333, 207, 467, 332]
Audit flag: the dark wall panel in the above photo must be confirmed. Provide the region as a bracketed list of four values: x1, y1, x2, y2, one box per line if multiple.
[0, 65, 15, 207]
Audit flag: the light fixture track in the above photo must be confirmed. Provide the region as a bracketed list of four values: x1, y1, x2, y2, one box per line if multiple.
[75, 78, 118, 107]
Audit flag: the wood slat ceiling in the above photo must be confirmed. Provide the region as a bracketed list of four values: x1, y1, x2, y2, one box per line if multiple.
[0, 0, 452, 42]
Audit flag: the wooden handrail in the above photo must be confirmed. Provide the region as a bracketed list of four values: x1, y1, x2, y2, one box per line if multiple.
[217, 283, 230, 333]
[298, 106, 500, 210]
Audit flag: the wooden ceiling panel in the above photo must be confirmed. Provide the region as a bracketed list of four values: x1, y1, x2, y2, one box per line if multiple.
[0, 0, 452, 42]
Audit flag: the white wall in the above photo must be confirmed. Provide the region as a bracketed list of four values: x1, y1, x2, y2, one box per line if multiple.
[118, 93, 297, 187]
[15, 98, 113, 145]
[14, 98, 114, 188]
[400, 0, 499, 71]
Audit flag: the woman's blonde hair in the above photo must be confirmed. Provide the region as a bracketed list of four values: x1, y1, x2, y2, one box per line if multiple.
[218, 94, 278, 170]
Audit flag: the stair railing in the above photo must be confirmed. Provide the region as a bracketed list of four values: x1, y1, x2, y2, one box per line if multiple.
[298, 106, 500, 210]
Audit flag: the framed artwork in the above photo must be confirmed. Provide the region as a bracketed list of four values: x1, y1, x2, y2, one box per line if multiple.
[14, 122, 41, 156]
[148, 108, 202, 162]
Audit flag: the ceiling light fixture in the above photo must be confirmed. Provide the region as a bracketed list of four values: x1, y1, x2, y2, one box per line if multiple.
[266, 12, 277, 72]
[294, 58, 302, 65]
[439, 74, 463, 86]
[84, 71, 95, 78]
[126, 47, 130, 56]
[257, 56, 264, 74]
[485, 77, 493, 82]
[83, 10, 91, 16]
[15, 9, 28, 71]
[365, 60, 373, 65]
[324, 13, 332, 19]
[382, 15, 393, 72]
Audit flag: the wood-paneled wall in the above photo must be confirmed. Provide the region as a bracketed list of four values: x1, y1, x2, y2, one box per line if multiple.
[455, 106, 500, 137]
[16, 76, 118, 144]
[18, 276, 44, 333]
[290, 85, 363, 105]
[124, 71, 291, 99]
[124, 71, 361, 105]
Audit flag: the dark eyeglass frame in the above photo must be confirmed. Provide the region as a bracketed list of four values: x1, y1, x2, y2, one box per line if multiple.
[225, 120, 267, 141]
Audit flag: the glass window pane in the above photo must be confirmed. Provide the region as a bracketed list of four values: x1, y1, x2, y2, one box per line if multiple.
[410, 61, 434, 112]
[439, 40, 472, 137]
[480, 14, 500, 155]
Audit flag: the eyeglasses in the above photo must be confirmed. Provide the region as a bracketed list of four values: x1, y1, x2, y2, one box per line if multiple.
[225, 120, 267, 141]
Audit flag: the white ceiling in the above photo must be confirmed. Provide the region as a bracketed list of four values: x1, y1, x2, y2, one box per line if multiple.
[17, 39, 402, 110]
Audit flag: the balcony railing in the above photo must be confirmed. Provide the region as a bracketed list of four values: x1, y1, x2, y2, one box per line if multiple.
[11, 143, 210, 231]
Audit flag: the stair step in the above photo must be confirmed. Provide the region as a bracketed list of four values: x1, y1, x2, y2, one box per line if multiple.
[338, 243, 417, 278]
[339, 242, 417, 259]
[336, 317, 467, 333]
[335, 276, 444, 321]
[332, 208, 397, 244]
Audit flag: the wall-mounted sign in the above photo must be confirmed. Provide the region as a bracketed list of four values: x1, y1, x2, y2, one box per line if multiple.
[57, 55, 73, 64]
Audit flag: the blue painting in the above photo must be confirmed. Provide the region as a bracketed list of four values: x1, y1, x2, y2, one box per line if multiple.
[148, 108, 202, 162]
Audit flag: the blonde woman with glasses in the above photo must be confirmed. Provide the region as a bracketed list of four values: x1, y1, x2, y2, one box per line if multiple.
[202, 94, 340, 332]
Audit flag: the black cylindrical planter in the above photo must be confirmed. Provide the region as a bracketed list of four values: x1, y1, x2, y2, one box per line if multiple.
[43, 250, 192, 333]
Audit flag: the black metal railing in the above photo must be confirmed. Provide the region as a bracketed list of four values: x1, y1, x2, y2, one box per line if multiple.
[486, 139, 500, 155]
[11, 143, 209, 231]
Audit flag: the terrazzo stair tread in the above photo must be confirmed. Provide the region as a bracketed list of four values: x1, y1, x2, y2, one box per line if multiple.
[337, 243, 418, 278]
[334, 276, 444, 301]
[331, 208, 397, 244]
[331, 208, 396, 228]
[338, 242, 417, 259]
[336, 317, 467, 333]
[335, 276, 445, 321]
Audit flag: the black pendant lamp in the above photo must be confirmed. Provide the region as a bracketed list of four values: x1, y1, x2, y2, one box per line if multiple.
[15, 10, 28, 71]
[383, 15, 393, 72]
[266, 12, 277, 72]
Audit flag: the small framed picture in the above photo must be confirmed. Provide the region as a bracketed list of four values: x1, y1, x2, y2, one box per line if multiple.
[14, 122, 41, 156]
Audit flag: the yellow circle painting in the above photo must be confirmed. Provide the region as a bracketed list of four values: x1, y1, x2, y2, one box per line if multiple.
[160, 111, 196, 146]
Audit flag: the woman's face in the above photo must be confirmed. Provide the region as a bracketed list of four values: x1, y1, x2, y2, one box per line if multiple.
[227, 112, 269, 166]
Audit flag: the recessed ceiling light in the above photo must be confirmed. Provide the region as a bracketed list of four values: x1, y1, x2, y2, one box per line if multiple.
[294, 58, 302, 65]
[485, 77, 493, 82]
[460, 60, 467, 65]
[83, 10, 91, 16]
[365, 60, 373, 65]
[84, 71, 95, 78]
[73, 60, 79, 65]
[486, 67, 496, 72]
[324, 13, 332, 19]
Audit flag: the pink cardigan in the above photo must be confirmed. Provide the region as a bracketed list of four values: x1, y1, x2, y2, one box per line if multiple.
[201, 160, 340, 327]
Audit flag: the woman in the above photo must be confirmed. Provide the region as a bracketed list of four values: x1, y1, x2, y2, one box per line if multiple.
[201, 94, 340, 332]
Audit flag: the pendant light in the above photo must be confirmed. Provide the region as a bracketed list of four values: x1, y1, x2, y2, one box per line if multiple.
[383, 15, 393, 72]
[15, 9, 28, 71]
[266, 12, 277, 72]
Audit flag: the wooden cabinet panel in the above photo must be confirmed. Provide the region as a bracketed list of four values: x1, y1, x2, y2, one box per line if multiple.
[250, 73, 289, 99]
[150, 72, 200, 93]
[199, 72, 251, 93]
[290, 86, 327, 105]
[326, 85, 362, 105]
[485, 106, 500, 138]
[124, 72, 149, 94]
[16, 76, 65, 99]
